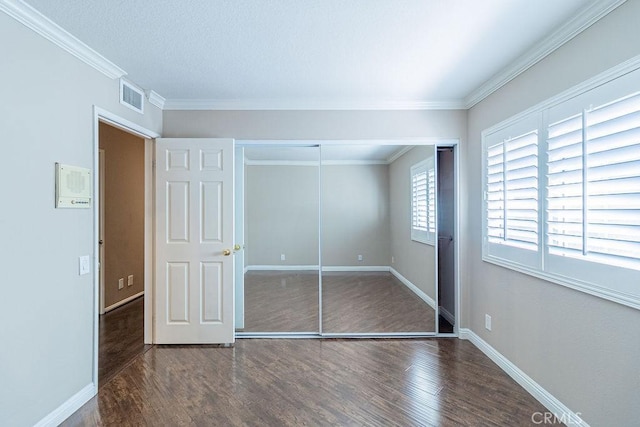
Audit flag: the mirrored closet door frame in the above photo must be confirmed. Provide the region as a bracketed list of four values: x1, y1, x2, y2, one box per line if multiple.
[235, 139, 459, 338]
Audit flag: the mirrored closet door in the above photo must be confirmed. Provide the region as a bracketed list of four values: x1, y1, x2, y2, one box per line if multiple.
[320, 144, 437, 334]
[235, 142, 441, 336]
[236, 145, 320, 333]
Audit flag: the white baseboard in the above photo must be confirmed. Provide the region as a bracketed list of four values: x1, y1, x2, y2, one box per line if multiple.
[322, 266, 390, 272]
[389, 267, 436, 309]
[104, 291, 144, 313]
[245, 265, 319, 271]
[34, 383, 96, 427]
[439, 306, 455, 325]
[459, 328, 588, 427]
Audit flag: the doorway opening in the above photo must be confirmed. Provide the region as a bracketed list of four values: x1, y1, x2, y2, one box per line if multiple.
[97, 122, 149, 385]
[92, 107, 159, 388]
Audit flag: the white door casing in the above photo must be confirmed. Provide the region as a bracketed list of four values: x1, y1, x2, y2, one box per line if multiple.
[155, 138, 235, 344]
[234, 146, 245, 329]
[99, 149, 105, 315]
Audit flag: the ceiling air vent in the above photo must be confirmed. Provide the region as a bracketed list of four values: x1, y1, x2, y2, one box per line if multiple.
[119, 79, 144, 113]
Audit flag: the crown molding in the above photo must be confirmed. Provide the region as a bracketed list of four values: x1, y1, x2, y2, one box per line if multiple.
[146, 90, 166, 110]
[386, 146, 414, 163]
[163, 98, 467, 111]
[464, 0, 627, 109]
[0, 0, 126, 79]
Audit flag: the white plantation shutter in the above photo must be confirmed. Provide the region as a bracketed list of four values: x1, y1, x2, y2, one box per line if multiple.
[483, 115, 541, 269]
[427, 167, 436, 236]
[411, 159, 435, 244]
[485, 131, 539, 251]
[584, 92, 640, 270]
[504, 131, 539, 250]
[546, 113, 584, 256]
[486, 142, 505, 242]
[412, 168, 428, 229]
[546, 92, 640, 272]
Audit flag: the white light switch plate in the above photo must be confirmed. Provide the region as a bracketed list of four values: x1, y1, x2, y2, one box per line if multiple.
[79, 255, 90, 275]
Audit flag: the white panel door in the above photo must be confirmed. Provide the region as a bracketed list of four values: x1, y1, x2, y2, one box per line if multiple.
[155, 138, 235, 344]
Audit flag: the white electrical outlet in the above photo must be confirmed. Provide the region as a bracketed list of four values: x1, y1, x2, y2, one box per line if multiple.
[280, 254, 286, 261]
[79, 255, 90, 275]
[118, 278, 124, 290]
[357, 254, 363, 261]
[391, 256, 395, 263]
[485, 314, 492, 331]
[127, 275, 134, 287]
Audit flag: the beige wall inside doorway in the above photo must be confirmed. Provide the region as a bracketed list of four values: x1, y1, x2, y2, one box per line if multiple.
[99, 122, 145, 309]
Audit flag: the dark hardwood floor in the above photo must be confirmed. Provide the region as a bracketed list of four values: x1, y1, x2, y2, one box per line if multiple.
[241, 271, 435, 333]
[99, 296, 151, 386]
[64, 338, 555, 426]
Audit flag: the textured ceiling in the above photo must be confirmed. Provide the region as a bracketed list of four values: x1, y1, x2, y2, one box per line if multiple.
[24, 0, 592, 107]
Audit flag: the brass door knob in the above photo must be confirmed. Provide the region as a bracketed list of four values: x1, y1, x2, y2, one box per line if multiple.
[234, 244, 241, 251]
[222, 249, 231, 256]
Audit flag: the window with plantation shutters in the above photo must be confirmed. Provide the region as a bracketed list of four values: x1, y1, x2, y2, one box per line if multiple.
[483, 64, 640, 311]
[546, 91, 640, 272]
[411, 159, 436, 245]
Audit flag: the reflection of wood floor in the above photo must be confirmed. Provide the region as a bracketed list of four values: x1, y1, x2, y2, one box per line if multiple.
[242, 271, 319, 332]
[240, 271, 435, 333]
[64, 339, 549, 426]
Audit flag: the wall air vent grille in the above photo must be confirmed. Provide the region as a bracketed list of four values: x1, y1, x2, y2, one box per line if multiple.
[120, 79, 144, 113]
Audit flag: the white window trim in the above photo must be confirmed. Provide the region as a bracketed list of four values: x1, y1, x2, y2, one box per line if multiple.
[481, 55, 640, 311]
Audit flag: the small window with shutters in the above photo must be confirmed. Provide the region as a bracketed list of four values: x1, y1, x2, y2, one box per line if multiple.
[483, 64, 640, 310]
[411, 159, 436, 245]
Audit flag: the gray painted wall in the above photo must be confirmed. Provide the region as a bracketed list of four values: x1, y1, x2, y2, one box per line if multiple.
[163, 109, 466, 140]
[465, 2, 640, 425]
[389, 146, 436, 300]
[0, 12, 162, 427]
